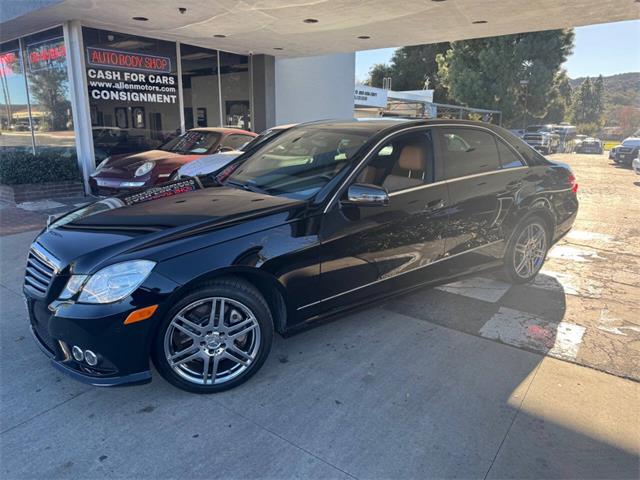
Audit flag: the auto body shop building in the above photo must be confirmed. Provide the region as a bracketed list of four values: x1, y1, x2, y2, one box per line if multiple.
[0, 0, 636, 190]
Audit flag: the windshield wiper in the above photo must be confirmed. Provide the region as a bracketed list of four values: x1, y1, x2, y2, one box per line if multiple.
[225, 179, 269, 195]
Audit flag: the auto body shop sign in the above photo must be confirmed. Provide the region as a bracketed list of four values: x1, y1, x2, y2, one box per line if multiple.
[86, 47, 177, 104]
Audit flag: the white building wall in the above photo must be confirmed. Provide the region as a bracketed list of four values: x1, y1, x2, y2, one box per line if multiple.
[274, 53, 355, 125]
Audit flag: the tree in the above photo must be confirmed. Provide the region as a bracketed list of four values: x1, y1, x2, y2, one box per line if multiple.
[570, 75, 605, 127]
[28, 67, 71, 131]
[436, 30, 574, 126]
[366, 43, 451, 102]
[542, 70, 573, 124]
[615, 106, 640, 137]
[367, 63, 393, 89]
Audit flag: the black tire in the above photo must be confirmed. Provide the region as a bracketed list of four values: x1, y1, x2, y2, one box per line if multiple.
[502, 215, 550, 284]
[152, 277, 274, 393]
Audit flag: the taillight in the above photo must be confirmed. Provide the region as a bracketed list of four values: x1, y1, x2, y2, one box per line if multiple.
[568, 173, 578, 193]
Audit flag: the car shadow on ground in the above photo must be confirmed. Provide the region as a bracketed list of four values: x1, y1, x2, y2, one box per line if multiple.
[608, 161, 632, 170]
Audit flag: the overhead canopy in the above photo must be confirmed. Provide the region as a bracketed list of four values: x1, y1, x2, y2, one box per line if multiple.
[1, 0, 638, 57]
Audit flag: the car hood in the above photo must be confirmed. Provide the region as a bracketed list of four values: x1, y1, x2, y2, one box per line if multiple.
[621, 138, 640, 147]
[36, 181, 305, 273]
[95, 150, 203, 175]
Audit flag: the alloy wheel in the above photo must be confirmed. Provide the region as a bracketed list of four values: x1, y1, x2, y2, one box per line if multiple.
[163, 297, 261, 386]
[513, 222, 547, 279]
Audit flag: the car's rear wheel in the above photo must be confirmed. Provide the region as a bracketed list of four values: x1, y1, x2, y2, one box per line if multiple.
[502, 216, 549, 284]
[152, 278, 273, 393]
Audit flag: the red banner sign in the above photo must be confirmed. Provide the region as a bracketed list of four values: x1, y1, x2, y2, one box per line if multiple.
[87, 47, 171, 73]
[27, 38, 66, 71]
[0, 50, 20, 76]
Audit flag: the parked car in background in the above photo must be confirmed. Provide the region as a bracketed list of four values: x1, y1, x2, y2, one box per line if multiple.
[613, 136, 640, 166]
[89, 127, 257, 195]
[523, 125, 560, 154]
[575, 137, 603, 154]
[176, 124, 295, 179]
[573, 134, 587, 152]
[609, 144, 621, 160]
[25, 119, 578, 393]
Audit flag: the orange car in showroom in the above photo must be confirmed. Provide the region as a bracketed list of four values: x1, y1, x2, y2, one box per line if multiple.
[89, 127, 256, 195]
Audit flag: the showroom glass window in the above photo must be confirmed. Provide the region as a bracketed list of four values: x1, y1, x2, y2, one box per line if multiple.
[0, 39, 31, 152]
[82, 27, 180, 164]
[180, 44, 221, 129]
[219, 51, 251, 131]
[23, 27, 75, 156]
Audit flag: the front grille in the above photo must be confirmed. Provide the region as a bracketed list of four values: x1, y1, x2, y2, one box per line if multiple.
[24, 244, 60, 296]
[619, 147, 634, 154]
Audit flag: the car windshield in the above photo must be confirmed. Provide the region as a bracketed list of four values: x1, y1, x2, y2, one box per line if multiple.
[226, 126, 370, 199]
[526, 125, 552, 133]
[239, 128, 285, 153]
[160, 131, 221, 154]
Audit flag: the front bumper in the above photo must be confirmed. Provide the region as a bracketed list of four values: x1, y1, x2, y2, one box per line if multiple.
[24, 270, 180, 387]
[88, 176, 150, 196]
[30, 325, 152, 386]
[615, 150, 639, 165]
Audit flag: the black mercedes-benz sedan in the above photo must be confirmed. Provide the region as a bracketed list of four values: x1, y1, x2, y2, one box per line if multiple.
[24, 119, 578, 393]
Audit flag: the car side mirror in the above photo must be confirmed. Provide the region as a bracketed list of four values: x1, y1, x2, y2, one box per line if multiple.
[341, 183, 389, 207]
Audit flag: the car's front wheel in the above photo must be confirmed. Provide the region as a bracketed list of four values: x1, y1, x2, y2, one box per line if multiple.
[502, 216, 549, 284]
[152, 278, 273, 393]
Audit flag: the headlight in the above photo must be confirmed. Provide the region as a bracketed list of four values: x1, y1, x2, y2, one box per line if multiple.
[62, 260, 156, 304]
[134, 161, 154, 177]
[59, 274, 88, 300]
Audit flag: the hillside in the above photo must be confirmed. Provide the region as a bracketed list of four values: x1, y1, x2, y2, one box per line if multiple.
[569, 72, 639, 108]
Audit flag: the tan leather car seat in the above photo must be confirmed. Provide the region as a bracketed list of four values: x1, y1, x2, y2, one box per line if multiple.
[382, 145, 426, 192]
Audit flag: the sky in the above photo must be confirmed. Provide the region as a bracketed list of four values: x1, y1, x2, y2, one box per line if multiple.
[355, 19, 640, 84]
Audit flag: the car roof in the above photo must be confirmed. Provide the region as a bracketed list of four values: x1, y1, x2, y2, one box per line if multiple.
[289, 118, 508, 137]
[188, 127, 256, 135]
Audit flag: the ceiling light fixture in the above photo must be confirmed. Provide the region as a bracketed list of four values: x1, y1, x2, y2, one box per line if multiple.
[472, 20, 488, 24]
[213, 34, 227, 38]
[132, 16, 149, 21]
[303, 18, 319, 23]
[358, 36, 371, 39]
[273, 47, 284, 50]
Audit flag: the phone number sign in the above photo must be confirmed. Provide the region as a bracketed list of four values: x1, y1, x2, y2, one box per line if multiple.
[87, 47, 171, 73]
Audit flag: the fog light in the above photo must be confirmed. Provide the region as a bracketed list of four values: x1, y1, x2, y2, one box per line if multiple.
[84, 350, 98, 366]
[72, 345, 84, 361]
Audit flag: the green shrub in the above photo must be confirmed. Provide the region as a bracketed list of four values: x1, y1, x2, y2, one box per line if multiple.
[0, 150, 81, 185]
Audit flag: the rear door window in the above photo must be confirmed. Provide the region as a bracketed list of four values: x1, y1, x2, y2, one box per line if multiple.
[437, 128, 501, 179]
[496, 139, 525, 169]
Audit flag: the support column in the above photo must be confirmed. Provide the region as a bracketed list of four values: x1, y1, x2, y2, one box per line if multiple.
[251, 54, 275, 132]
[63, 20, 95, 195]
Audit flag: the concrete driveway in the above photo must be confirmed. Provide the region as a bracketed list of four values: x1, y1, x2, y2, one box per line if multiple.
[1, 153, 639, 479]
